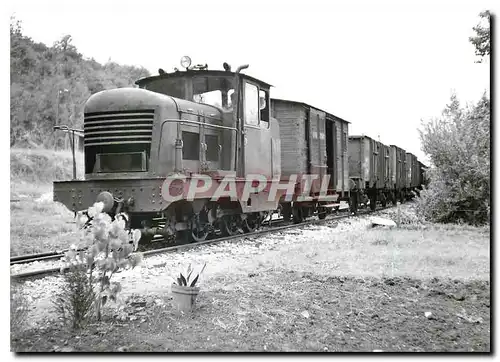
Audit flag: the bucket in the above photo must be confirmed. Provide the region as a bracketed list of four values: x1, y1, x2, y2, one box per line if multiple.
[171, 283, 200, 313]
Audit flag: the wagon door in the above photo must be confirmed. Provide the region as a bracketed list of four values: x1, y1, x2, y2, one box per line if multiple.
[307, 108, 327, 189]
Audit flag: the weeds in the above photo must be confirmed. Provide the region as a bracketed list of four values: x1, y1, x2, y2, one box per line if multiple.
[53, 264, 96, 330]
[11, 280, 30, 336]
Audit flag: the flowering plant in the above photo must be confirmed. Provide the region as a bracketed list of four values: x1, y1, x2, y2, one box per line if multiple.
[62, 201, 143, 320]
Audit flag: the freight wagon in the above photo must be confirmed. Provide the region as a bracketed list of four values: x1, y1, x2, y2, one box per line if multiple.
[348, 135, 392, 211]
[271, 99, 350, 221]
[389, 145, 407, 204]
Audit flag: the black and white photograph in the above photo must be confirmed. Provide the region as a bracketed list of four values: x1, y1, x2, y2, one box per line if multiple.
[8, 0, 492, 353]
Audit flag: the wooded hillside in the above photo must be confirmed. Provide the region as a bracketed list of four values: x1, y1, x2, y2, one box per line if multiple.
[10, 17, 151, 148]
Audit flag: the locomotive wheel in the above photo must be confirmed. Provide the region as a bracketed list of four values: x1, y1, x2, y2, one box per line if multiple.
[242, 213, 259, 233]
[221, 215, 243, 236]
[190, 213, 210, 242]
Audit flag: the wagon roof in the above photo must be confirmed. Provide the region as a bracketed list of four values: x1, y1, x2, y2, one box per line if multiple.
[271, 98, 350, 124]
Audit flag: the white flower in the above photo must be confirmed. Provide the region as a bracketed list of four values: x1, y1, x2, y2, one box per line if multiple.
[94, 201, 105, 214]
[131, 229, 142, 251]
[87, 206, 97, 218]
[76, 212, 89, 228]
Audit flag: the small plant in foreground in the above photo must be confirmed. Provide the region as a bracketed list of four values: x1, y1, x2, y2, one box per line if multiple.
[53, 264, 95, 330]
[173, 263, 207, 287]
[60, 201, 143, 321]
[11, 280, 29, 336]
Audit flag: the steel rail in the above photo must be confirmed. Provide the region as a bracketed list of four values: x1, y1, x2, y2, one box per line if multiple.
[10, 206, 388, 280]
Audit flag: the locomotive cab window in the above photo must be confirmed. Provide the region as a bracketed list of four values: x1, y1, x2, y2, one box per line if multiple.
[192, 76, 235, 109]
[259, 89, 269, 127]
[244, 82, 259, 126]
[182, 131, 200, 160]
[205, 134, 220, 162]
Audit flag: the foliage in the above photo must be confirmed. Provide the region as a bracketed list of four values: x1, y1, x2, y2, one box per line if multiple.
[52, 264, 96, 330]
[174, 263, 207, 287]
[61, 202, 143, 321]
[417, 94, 490, 225]
[469, 10, 490, 62]
[10, 17, 150, 148]
[11, 280, 30, 335]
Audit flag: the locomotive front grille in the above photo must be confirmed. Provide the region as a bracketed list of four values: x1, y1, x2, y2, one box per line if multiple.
[84, 110, 155, 147]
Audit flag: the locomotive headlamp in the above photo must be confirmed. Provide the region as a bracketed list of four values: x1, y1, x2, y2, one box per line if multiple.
[180, 56, 192, 69]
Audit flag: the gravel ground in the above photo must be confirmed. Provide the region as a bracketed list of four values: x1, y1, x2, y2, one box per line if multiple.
[13, 209, 378, 330]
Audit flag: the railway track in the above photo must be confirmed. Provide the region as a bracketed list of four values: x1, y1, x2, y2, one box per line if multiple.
[10, 205, 391, 280]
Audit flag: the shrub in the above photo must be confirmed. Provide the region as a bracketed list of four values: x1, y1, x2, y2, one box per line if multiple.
[417, 94, 490, 226]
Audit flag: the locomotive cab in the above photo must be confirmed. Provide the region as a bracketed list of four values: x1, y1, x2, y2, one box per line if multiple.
[135, 62, 278, 177]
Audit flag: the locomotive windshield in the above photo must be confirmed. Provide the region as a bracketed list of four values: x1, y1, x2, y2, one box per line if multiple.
[139, 73, 235, 109]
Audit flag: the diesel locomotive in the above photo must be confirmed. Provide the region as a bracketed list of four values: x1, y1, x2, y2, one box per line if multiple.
[53, 56, 426, 243]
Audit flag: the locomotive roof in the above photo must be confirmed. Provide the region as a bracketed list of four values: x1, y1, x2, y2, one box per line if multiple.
[135, 70, 273, 89]
[271, 98, 350, 124]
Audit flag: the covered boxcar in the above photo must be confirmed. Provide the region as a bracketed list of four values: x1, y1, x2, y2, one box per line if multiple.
[348, 135, 392, 210]
[389, 145, 407, 203]
[405, 152, 419, 198]
[271, 99, 350, 220]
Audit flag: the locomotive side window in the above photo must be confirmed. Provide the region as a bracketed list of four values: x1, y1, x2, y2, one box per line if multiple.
[244, 82, 259, 126]
[182, 131, 200, 160]
[205, 134, 220, 162]
[259, 89, 269, 127]
[193, 90, 222, 107]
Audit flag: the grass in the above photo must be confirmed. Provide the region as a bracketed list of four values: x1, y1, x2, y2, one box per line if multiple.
[10, 147, 83, 186]
[242, 223, 490, 281]
[10, 195, 80, 256]
[10, 147, 83, 256]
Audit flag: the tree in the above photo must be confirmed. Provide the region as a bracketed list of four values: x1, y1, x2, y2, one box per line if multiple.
[10, 18, 151, 148]
[469, 10, 491, 62]
[417, 94, 490, 225]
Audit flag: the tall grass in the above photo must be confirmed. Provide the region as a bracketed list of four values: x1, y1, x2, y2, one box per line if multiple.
[10, 147, 84, 185]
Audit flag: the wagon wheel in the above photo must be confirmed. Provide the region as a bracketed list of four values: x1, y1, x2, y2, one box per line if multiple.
[318, 207, 327, 220]
[380, 193, 387, 208]
[370, 195, 377, 211]
[190, 210, 210, 242]
[221, 215, 243, 236]
[242, 213, 260, 233]
[292, 206, 304, 224]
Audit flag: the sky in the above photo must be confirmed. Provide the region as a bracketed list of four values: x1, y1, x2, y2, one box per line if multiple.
[6, 0, 493, 164]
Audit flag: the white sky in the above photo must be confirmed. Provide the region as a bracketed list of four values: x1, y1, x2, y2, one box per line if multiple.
[7, 0, 493, 164]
